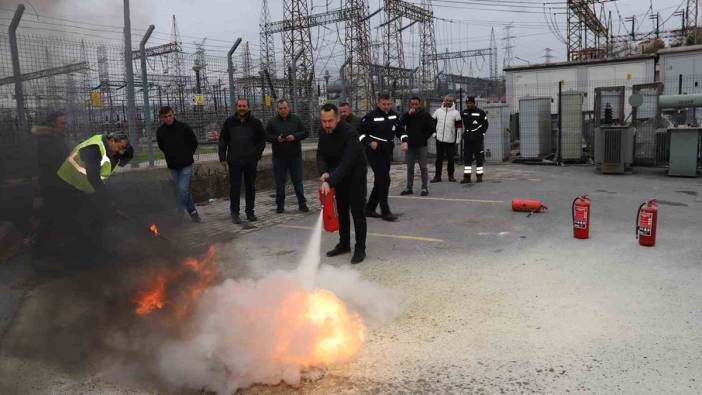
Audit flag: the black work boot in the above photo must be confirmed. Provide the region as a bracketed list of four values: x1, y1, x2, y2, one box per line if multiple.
[448, 176, 457, 182]
[351, 249, 366, 264]
[476, 174, 483, 183]
[381, 211, 398, 222]
[460, 174, 471, 184]
[326, 243, 351, 257]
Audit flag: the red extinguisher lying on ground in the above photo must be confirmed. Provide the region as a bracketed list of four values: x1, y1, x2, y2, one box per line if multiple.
[512, 199, 547, 217]
[572, 194, 591, 239]
[320, 188, 340, 232]
[636, 199, 658, 247]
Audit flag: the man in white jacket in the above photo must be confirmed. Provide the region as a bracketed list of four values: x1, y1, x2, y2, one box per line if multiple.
[431, 96, 462, 182]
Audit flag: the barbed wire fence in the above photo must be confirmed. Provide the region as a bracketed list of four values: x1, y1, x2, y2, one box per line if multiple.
[0, 6, 298, 181]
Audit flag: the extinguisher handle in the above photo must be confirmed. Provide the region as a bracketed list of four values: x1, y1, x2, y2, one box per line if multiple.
[635, 202, 645, 238]
[571, 197, 579, 224]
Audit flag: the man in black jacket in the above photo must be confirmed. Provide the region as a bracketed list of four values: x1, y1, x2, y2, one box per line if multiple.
[339, 102, 361, 130]
[317, 103, 368, 264]
[218, 99, 266, 224]
[460, 97, 489, 183]
[156, 106, 201, 222]
[399, 96, 435, 196]
[266, 99, 309, 213]
[359, 93, 399, 221]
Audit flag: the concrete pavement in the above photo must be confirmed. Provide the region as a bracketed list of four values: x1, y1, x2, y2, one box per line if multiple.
[1, 163, 701, 394]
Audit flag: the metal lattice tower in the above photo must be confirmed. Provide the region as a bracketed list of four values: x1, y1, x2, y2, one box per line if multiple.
[169, 15, 186, 88]
[502, 23, 515, 70]
[383, 0, 405, 88]
[283, 0, 314, 95]
[242, 41, 253, 97]
[566, 0, 609, 61]
[419, 0, 438, 93]
[489, 27, 498, 80]
[687, 0, 699, 40]
[259, 0, 277, 78]
[344, 0, 374, 110]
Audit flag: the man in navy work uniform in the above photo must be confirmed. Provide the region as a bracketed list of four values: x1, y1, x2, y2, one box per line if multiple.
[460, 96, 489, 183]
[358, 93, 399, 221]
[317, 103, 368, 264]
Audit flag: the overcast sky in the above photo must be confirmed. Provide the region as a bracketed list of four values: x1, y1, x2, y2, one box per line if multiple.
[0, 0, 689, 79]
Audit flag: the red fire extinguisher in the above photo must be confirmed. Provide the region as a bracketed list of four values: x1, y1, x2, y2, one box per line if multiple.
[511, 199, 547, 216]
[572, 194, 591, 239]
[636, 199, 658, 247]
[319, 188, 340, 232]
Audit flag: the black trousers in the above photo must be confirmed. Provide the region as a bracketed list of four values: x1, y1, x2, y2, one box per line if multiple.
[435, 141, 456, 179]
[463, 134, 485, 175]
[365, 147, 392, 214]
[336, 175, 367, 251]
[273, 157, 306, 207]
[228, 160, 258, 215]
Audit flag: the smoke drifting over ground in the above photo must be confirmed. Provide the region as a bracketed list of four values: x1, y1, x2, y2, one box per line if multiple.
[155, 267, 400, 394]
[1, 225, 400, 394]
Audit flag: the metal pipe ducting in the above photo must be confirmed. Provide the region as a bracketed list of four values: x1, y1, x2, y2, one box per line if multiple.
[659, 94, 702, 109]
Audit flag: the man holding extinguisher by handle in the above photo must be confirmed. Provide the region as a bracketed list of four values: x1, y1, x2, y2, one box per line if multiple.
[317, 103, 368, 264]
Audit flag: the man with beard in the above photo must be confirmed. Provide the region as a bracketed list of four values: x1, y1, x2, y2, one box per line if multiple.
[218, 99, 266, 224]
[317, 103, 368, 264]
[399, 96, 435, 196]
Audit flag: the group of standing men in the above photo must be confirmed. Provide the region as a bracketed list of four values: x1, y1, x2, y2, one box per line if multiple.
[210, 93, 489, 265]
[34, 93, 485, 266]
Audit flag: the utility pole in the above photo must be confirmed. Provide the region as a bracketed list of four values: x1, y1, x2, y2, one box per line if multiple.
[123, 0, 138, 167]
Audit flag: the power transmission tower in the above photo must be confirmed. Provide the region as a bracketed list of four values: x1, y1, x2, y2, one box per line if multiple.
[382, 0, 406, 91]
[489, 27, 498, 80]
[419, 0, 438, 94]
[566, 0, 609, 61]
[345, 0, 374, 110]
[169, 15, 185, 83]
[283, 0, 314, 96]
[686, 0, 699, 43]
[260, 0, 277, 78]
[543, 47, 554, 64]
[502, 23, 515, 70]
[242, 41, 253, 98]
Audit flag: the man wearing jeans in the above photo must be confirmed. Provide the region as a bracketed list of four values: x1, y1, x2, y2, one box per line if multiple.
[266, 99, 309, 213]
[399, 96, 435, 196]
[156, 106, 201, 222]
[218, 99, 266, 224]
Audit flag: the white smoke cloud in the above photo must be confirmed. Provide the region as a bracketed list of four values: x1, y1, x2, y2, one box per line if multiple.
[154, 266, 401, 394]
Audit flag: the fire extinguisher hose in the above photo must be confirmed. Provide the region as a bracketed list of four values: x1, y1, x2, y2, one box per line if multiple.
[635, 202, 646, 239]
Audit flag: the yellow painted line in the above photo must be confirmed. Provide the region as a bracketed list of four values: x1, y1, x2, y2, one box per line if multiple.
[389, 195, 504, 204]
[277, 224, 444, 243]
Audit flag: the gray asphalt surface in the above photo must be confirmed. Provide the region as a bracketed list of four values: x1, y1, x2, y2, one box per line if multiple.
[1, 164, 701, 394]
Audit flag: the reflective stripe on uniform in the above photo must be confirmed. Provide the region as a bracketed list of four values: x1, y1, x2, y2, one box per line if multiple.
[369, 134, 388, 142]
[476, 167, 484, 174]
[359, 134, 366, 141]
[400, 134, 408, 140]
[387, 115, 398, 119]
[464, 166, 472, 174]
[373, 117, 384, 122]
[471, 112, 481, 116]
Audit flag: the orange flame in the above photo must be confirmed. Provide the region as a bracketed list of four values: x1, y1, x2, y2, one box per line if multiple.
[276, 288, 366, 367]
[149, 224, 160, 236]
[132, 245, 218, 317]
